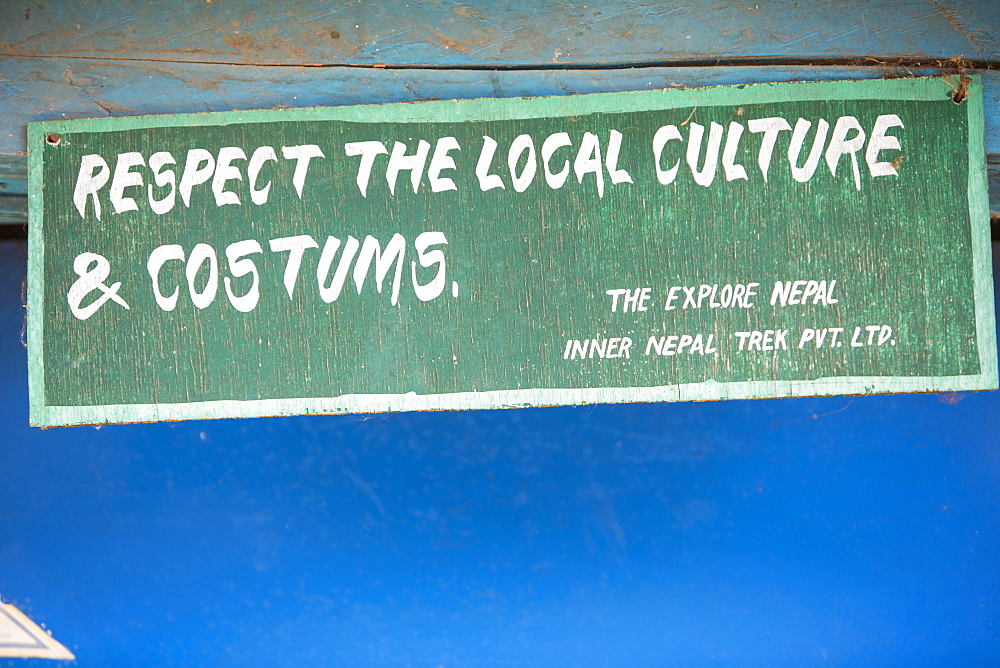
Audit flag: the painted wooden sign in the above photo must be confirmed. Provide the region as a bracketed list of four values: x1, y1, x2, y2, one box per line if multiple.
[27, 76, 996, 426]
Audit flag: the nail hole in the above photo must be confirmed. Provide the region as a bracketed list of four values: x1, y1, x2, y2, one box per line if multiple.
[951, 74, 970, 104]
[45, 132, 60, 146]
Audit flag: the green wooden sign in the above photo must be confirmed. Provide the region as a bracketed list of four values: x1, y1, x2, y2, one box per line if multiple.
[27, 76, 996, 426]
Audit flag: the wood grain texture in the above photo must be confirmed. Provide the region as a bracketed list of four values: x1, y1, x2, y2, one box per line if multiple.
[4, 59, 998, 222]
[4, 59, 993, 156]
[0, 158, 27, 225]
[2, 0, 998, 65]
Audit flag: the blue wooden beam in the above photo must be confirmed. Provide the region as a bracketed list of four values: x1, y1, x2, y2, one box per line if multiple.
[4, 59, 998, 224]
[2, 0, 998, 65]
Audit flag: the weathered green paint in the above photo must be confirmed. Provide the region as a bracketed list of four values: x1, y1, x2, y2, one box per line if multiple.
[28, 76, 997, 426]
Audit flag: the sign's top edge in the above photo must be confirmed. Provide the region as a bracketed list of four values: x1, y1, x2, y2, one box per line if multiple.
[26, 74, 979, 137]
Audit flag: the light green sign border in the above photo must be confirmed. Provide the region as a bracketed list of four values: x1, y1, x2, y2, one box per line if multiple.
[27, 76, 997, 426]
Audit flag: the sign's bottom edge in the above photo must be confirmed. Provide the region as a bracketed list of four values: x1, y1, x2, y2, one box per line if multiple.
[30, 373, 999, 427]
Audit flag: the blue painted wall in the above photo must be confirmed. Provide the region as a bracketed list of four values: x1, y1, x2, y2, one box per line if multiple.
[2, 239, 999, 664]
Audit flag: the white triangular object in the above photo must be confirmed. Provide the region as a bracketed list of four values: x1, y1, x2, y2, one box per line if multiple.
[0, 602, 75, 660]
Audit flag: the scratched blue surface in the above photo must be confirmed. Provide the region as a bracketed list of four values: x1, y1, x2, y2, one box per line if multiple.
[3, 0, 999, 65]
[1, 238, 999, 665]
